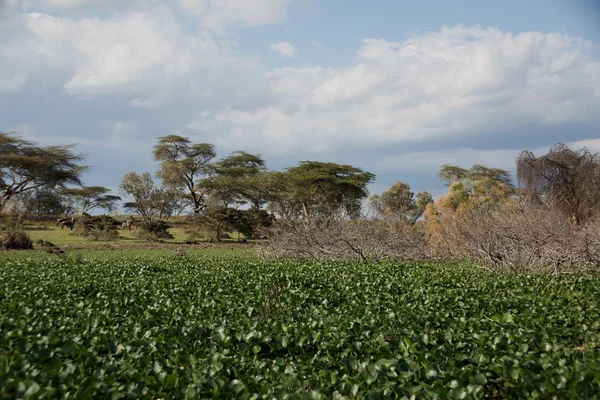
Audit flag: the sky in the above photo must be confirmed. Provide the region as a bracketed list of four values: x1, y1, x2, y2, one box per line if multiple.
[1, 0, 600, 201]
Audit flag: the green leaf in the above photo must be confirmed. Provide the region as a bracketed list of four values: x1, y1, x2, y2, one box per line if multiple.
[163, 373, 179, 389]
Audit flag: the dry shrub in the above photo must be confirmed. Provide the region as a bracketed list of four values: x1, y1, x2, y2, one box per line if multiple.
[262, 217, 428, 262]
[1, 226, 33, 250]
[431, 198, 600, 274]
[1, 214, 33, 250]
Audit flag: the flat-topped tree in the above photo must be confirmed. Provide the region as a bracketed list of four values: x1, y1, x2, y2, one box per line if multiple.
[61, 186, 121, 215]
[197, 151, 268, 241]
[284, 161, 376, 220]
[0, 132, 87, 211]
[153, 135, 216, 214]
[202, 151, 267, 209]
[436, 164, 514, 210]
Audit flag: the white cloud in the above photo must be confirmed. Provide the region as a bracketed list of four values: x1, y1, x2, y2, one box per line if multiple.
[570, 138, 600, 153]
[270, 41, 296, 58]
[178, 0, 293, 33]
[0, 0, 18, 19]
[187, 25, 600, 157]
[0, 72, 28, 92]
[22, 0, 119, 10]
[0, 7, 268, 106]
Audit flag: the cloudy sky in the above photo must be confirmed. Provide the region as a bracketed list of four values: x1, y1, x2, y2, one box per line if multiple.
[1, 0, 600, 199]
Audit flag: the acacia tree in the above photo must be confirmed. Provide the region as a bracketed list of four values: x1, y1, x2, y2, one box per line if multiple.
[0, 132, 87, 211]
[425, 164, 514, 233]
[13, 186, 67, 215]
[370, 181, 433, 222]
[437, 164, 514, 210]
[281, 161, 375, 220]
[119, 172, 183, 221]
[61, 186, 121, 215]
[153, 135, 216, 214]
[197, 151, 270, 240]
[517, 143, 600, 225]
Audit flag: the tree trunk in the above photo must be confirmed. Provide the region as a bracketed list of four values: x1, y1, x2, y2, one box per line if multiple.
[0, 191, 12, 212]
[302, 201, 310, 222]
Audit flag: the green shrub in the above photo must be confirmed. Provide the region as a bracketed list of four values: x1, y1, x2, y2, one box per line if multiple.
[135, 220, 173, 241]
[74, 215, 120, 241]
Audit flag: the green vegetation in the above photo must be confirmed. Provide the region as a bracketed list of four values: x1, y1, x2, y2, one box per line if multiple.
[1, 253, 598, 398]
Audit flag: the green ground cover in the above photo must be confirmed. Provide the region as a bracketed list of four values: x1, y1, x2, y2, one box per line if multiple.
[22, 220, 246, 246]
[0, 252, 598, 398]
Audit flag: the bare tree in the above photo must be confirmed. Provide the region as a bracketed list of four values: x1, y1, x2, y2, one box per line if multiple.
[517, 143, 600, 225]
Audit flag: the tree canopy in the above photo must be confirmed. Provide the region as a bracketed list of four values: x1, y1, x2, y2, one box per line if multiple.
[283, 161, 375, 219]
[61, 186, 121, 215]
[119, 172, 183, 221]
[0, 132, 87, 211]
[370, 182, 433, 222]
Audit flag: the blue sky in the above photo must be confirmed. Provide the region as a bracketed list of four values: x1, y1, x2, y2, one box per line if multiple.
[1, 0, 600, 202]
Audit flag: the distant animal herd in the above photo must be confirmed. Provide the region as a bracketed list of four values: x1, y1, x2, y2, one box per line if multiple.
[56, 217, 137, 231]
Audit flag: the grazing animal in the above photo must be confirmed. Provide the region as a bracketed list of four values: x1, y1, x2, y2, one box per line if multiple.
[57, 217, 75, 230]
[59, 220, 74, 230]
[121, 218, 135, 230]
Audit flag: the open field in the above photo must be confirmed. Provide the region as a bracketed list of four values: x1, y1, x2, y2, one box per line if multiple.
[1, 251, 598, 398]
[19, 217, 251, 251]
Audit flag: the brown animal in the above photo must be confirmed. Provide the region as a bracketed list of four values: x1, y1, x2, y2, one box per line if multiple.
[121, 218, 135, 230]
[59, 220, 74, 230]
[56, 217, 75, 230]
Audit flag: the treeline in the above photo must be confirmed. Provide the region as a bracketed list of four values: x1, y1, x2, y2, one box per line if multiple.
[1, 131, 599, 273]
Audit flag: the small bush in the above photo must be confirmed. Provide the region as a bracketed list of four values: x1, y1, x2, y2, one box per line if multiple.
[1, 226, 33, 250]
[135, 220, 174, 241]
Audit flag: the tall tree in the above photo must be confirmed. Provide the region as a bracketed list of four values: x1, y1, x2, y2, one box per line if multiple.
[61, 186, 121, 215]
[425, 164, 514, 233]
[283, 161, 375, 219]
[517, 143, 600, 225]
[13, 186, 67, 215]
[198, 151, 269, 240]
[437, 164, 514, 210]
[202, 151, 266, 208]
[153, 135, 216, 214]
[0, 132, 87, 211]
[370, 182, 432, 222]
[119, 172, 183, 221]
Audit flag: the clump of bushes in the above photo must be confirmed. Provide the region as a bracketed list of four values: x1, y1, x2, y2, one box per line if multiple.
[430, 198, 600, 274]
[264, 217, 427, 262]
[1, 226, 33, 250]
[135, 220, 173, 241]
[74, 215, 120, 241]
[1, 214, 33, 250]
